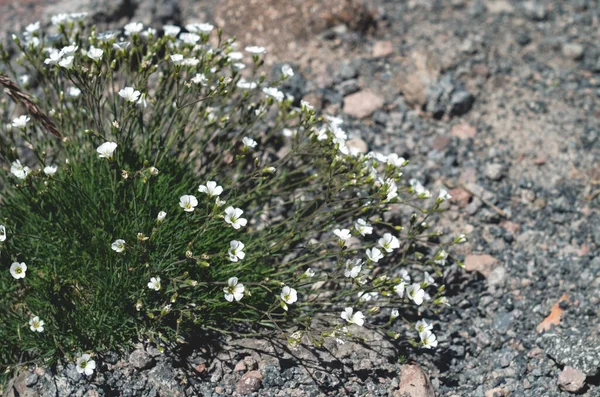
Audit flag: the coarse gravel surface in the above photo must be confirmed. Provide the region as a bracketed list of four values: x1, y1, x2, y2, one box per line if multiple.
[2, 0, 600, 396]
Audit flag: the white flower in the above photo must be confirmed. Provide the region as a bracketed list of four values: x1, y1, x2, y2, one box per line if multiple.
[87, 46, 104, 61]
[410, 179, 432, 198]
[0, 225, 6, 242]
[76, 354, 96, 376]
[142, 28, 157, 38]
[301, 100, 314, 111]
[137, 93, 148, 109]
[393, 282, 406, 298]
[186, 23, 214, 33]
[179, 33, 200, 44]
[10, 262, 27, 279]
[340, 307, 365, 327]
[10, 160, 31, 179]
[228, 51, 243, 61]
[224, 207, 247, 229]
[422, 272, 436, 287]
[280, 286, 298, 311]
[25, 21, 40, 34]
[383, 178, 399, 203]
[333, 228, 351, 241]
[406, 284, 425, 305]
[44, 50, 62, 65]
[378, 233, 400, 253]
[303, 268, 315, 278]
[355, 219, 373, 236]
[58, 45, 78, 58]
[124, 22, 144, 35]
[43, 165, 58, 176]
[281, 64, 294, 78]
[434, 249, 448, 266]
[386, 153, 405, 168]
[236, 79, 257, 90]
[157, 211, 167, 222]
[170, 54, 184, 64]
[242, 137, 257, 149]
[198, 181, 223, 197]
[358, 291, 378, 302]
[223, 277, 244, 302]
[366, 247, 384, 263]
[148, 276, 161, 291]
[228, 240, 245, 262]
[215, 197, 226, 207]
[112, 41, 130, 51]
[58, 56, 74, 69]
[68, 87, 81, 97]
[245, 46, 265, 54]
[262, 87, 284, 102]
[96, 142, 117, 159]
[415, 319, 433, 334]
[419, 330, 438, 349]
[111, 239, 126, 253]
[399, 269, 411, 284]
[191, 73, 208, 85]
[390, 309, 399, 320]
[455, 234, 467, 244]
[118, 87, 141, 103]
[438, 189, 452, 202]
[29, 316, 45, 332]
[344, 259, 362, 278]
[12, 115, 30, 129]
[163, 25, 181, 37]
[179, 195, 199, 212]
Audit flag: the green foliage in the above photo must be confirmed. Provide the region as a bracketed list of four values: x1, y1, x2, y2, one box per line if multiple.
[0, 16, 464, 373]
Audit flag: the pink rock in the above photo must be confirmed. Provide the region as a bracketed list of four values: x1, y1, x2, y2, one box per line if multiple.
[343, 90, 384, 119]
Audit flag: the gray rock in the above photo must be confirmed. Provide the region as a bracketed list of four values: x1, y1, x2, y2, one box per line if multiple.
[25, 373, 39, 387]
[129, 349, 155, 370]
[339, 79, 360, 96]
[65, 364, 82, 382]
[523, 1, 548, 21]
[543, 332, 600, 376]
[338, 61, 358, 81]
[449, 90, 475, 116]
[485, 163, 505, 181]
[562, 43, 585, 61]
[426, 75, 474, 119]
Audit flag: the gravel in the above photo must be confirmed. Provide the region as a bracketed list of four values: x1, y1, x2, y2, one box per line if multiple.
[2, 0, 600, 396]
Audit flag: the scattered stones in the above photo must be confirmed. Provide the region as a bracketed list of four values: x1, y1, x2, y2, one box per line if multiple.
[449, 188, 472, 207]
[426, 75, 474, 119]
[558, 367, 586, 392]
[450, 123, 477, 139]
[397, 50, 441, 107]
[236, 370, 263, 395]
[464, 254, 499, 277]
[395, 364, 435, 397]
[129, 348, 155, 370]
[485, 387, 510, 397]
[485, 163, 505, 181]
[343, 90, 384, 118]
[562, 43, 584, 61]
[373, 40, 393, 57]
[346, 137, 369, 153]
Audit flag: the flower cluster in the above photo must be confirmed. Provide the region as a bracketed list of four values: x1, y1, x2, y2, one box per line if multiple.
[0, 16, 467, 375]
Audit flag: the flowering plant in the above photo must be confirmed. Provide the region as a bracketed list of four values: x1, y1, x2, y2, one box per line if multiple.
[0, 15, 465, 375]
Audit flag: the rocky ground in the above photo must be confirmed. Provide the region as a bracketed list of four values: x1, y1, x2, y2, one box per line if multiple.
[2, 0, 600, 396]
